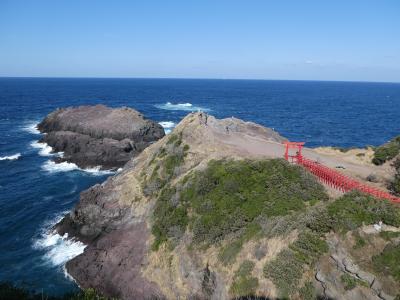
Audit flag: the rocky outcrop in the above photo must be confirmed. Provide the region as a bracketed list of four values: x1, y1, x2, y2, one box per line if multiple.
[57, 112, 400, 300]
[38, 105, 164, 169]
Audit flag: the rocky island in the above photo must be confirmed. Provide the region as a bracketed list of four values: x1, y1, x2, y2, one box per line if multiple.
[38, 105, 165, 169]
[56, 112, 400, 300]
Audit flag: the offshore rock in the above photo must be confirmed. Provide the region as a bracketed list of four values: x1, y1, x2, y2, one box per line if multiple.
[38, 105, 164, 169]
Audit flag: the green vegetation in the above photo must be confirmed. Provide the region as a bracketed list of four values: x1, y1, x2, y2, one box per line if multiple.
[143, 132, 189, 197]
[0, 283, 111, 300]
[219, 223, 261, 265]
[182, 159, 327, 246]
[263, 231, 328, 297]
[372, 244, 400, 281]
[327, 191, 400, 232]
[340, 274, 365, 291]
[151, 158, 328, 252]
[372, 136, 400, 165]
[352, 231, 366, 249]
[299, 282, 316, 300]
[230, 260, 259, 297]
[389, 157, 400, 196]
[379, 231, 400, 241]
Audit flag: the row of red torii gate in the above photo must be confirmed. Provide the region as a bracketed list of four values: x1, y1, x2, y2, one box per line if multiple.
[283, 141, 400, 204]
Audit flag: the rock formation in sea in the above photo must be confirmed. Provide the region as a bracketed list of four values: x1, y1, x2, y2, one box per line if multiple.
[57, 112, 400, 300]
[38, 105, 165, 169]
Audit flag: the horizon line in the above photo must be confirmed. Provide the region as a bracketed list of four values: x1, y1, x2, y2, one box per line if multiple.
[0, 76, 399, 85]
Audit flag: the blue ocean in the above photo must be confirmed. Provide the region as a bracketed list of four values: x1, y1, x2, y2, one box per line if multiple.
[1, 78, 400, 295]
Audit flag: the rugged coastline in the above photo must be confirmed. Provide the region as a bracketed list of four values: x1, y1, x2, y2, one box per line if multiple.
[56, 112, 400, 300]
[38, 105, 165, 170]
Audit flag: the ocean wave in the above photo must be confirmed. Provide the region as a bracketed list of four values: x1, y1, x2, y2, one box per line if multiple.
[0, 153, 21, 161]
[155, 102, 210, 112]
[33, 213, 86, 267]
[159, 121, 176, 134]
[42, 160, 115, 176]
[22, 121, 41, 134]
[30, 141, 54, 156]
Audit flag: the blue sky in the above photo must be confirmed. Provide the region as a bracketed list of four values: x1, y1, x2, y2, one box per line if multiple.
[0, 0, 399, 82]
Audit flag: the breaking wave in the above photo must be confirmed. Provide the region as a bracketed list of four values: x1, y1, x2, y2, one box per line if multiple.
[159, 121, 176, 134]
[33, 213, 86, 267]
[22, 121, 41, 134]
[155, 102, 210, 112]
[30, 141, 54, 156]
[0, 153, 21, 161]
[42, 160, 115, 176]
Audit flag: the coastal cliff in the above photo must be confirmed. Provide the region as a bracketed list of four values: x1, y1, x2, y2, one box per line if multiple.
[57, 112, 400, 300]
[38, 105, 165, 169]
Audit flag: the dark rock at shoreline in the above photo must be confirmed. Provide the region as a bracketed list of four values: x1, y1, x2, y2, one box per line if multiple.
[38, 105, 164, 169]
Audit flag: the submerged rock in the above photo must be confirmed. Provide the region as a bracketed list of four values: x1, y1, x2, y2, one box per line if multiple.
[38, 105, 164, 169]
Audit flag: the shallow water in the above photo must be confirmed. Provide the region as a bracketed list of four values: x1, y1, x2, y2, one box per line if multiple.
[0, 78, 399, 295]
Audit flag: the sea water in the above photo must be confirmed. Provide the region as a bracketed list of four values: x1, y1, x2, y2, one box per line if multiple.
[1, 78, 400, 295]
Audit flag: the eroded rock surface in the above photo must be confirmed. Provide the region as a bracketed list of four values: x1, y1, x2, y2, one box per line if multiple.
[38, 105, 164, 169]
[57, 112, 400, 300]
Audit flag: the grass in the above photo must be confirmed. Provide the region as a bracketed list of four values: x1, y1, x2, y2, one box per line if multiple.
[389, 158, 400, 196]
[372, 244, 400, 281]
[352, 231, 366, 249]
[379, 231, 400, 241]
[143, 132, 189, 197]
[299, 282, 316, 300]
[263, 231, 328, 297]
[182, 159, 328, 246]
[372, 136, 400, 165]
[340, 274, 366, 291]
[230, 260, 259, 297]
[151, 158, 328, 254]
[327, 191, 400, 232]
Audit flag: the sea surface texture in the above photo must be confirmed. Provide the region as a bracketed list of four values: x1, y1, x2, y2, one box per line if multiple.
[1, 78, 400, 295]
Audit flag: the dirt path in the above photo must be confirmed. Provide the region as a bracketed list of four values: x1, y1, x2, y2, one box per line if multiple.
[205, 115, 392, 190]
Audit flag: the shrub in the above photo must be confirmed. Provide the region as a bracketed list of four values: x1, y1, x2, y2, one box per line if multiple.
[372, 244, 400, 281]
[151, 187, 189, 251]
[372, 136, 400, 165]
[352, 231, 366, 249]
[182, 159, 327, 246]
[263, 249, 303, 297]
[230, 260, 258, 297]
[327, 191, 400, 232]
[379, 231, 400, 241]
[152, 158, 328, 252]
[289, 231, 328, 265]
[341, 274, 360, 290]
[264, 231, 327, 297]
[299, 282, 316, 300]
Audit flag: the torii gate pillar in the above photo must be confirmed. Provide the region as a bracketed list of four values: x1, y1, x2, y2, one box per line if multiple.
[284, 141, 305, 163]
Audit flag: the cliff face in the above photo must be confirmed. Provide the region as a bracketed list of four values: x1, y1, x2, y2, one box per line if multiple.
[57, 112, 400, 300]
[38, 105, 165, 169]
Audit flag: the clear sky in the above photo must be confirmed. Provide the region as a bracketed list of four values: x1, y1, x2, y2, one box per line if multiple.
[0, 0, 399, 82]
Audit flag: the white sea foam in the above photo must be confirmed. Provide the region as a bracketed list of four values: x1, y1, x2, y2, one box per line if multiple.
[155, 102, 210, 112]
[42, 160, 115, 176]
[159, 121, 176, 134]
[22, 121, 40, 134]
[31, 141, 54, 156]
[42, 160, 79, 172]
[33, 213, 86, 267]
[0, 153, 21, 161]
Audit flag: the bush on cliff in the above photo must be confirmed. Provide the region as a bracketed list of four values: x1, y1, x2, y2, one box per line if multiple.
[152, 158, 328, 251]
[327, 191, 400, 232]
[372, 136, 400, 165]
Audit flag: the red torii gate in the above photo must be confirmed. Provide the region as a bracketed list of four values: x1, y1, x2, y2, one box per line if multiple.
[283, 141, 400, 204]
